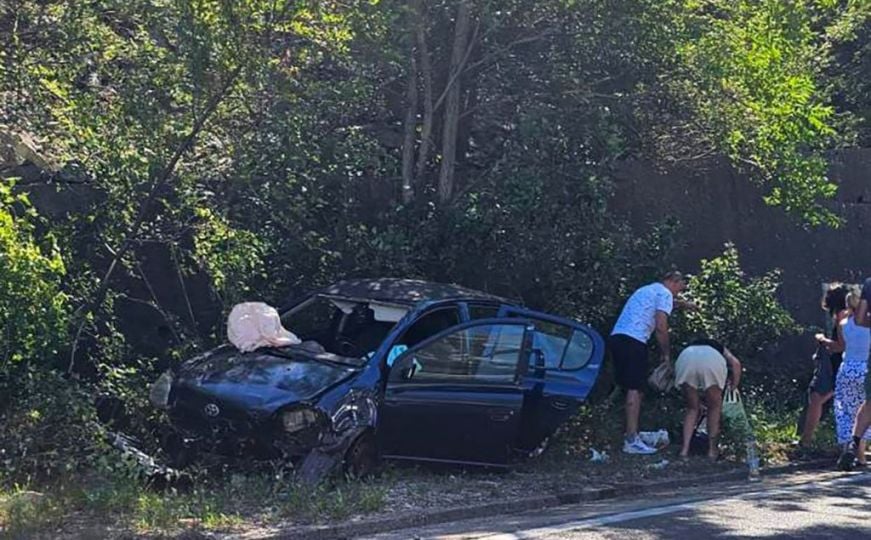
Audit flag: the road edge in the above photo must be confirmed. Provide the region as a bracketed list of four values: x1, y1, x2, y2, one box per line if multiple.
[255, 459, 834, 540]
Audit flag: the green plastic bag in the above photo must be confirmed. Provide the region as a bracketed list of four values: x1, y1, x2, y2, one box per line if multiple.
[722, 387, 753, 440]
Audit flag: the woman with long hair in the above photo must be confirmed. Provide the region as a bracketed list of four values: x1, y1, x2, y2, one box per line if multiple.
[800, 283, 849, 447]
[832, 287, 871, 468]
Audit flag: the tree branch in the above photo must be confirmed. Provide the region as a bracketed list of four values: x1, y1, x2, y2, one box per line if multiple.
[67, 65, 242, 374]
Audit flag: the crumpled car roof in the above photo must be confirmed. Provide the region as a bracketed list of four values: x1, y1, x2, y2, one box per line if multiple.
[319, 278, 514, 306]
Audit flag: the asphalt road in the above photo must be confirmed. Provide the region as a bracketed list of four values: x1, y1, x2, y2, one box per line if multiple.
[366, 469, 871, 539]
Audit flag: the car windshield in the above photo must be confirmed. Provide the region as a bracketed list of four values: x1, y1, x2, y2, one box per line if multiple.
[281, 295, 400, 359]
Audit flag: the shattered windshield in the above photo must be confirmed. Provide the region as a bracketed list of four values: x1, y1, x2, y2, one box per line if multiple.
[281, 295, 400, 359]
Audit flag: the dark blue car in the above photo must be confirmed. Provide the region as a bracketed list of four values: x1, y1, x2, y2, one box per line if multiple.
[150, 279, 605, 479]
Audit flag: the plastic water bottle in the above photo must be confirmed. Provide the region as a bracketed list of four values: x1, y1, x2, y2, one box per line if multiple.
[746, 437, 761, 482]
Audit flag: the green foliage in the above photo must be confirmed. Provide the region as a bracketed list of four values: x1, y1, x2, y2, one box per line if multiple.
[0, 1, 862, 522]
[1, 466, 388, 536]
[0, 488, 65, 539]
[0, 370, 103, 484]
[658, 0, 851, 226]
[193, 207, 266, 307]
[0, 181, 69, 369]
[674, 243, 799, 359]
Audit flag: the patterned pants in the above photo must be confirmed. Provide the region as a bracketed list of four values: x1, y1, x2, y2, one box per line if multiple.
[834, 362, 871, 444]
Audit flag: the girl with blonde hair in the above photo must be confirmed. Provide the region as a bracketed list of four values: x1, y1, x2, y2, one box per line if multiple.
[826, 286, 871, 465]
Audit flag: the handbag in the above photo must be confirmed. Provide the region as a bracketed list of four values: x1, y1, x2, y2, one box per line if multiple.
[648, 362, 675, 392]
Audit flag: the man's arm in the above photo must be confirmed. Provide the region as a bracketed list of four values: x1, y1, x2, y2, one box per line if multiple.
[654, 310, 670, 364]
[674, 297, 699, 311]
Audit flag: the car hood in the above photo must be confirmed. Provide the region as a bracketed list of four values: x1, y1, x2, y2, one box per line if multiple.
[174, 345, 359, 412]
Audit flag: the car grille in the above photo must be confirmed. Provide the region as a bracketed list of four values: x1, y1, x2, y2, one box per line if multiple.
[169, 386, 267, 438]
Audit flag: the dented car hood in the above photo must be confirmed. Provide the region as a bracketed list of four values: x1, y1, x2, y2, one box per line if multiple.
[175, 345, 359, 413]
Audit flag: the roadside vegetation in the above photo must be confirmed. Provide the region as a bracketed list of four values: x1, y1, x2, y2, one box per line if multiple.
[0, 0, 868, 537]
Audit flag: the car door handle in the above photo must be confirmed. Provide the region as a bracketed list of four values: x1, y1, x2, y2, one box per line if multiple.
[550, 398, 571, 411]
[488, 408, 514, 422]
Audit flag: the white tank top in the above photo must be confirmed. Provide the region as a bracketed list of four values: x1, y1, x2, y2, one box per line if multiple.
[842, 316, 871, 367]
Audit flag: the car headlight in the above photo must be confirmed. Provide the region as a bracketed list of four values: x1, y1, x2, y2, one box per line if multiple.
[281, 408, 320, 433]
[149, 371, 173, 409]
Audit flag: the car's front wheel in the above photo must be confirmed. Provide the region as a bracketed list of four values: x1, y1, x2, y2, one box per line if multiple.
[343, 431, 379, 479]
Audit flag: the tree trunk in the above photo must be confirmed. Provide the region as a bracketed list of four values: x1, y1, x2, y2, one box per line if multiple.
[415, 8, 434, 182]
[400, 47, 419, 204]
[437, 0, 472, 203]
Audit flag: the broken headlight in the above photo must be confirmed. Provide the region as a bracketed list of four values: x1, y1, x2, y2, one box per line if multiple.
[281, 408, 320, 433]
[149, 371, 173, 409]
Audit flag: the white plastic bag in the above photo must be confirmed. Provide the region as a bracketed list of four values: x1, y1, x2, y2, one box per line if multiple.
[589, 448, 610, 463]
[227, 302, 301, 352]
[639, 429, 670, 449]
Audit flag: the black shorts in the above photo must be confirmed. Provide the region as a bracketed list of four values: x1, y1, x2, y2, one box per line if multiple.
[610, 334, 648, 391]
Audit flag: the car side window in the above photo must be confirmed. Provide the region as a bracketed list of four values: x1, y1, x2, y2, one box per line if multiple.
[391, 323, 525, 384]
[530, 320, 572, 369]
[397, 307, 461, 348]
[505, 312, 595, 371]
[563, 330, 595, 370]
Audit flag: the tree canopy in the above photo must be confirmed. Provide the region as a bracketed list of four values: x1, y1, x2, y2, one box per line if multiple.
[0, 0, 867, 373]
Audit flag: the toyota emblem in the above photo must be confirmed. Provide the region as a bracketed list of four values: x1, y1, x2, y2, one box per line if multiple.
[203, 403, 220, 417]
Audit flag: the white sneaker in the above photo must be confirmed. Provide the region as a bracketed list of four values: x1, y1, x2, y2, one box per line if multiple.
[623, 436, 658, 455]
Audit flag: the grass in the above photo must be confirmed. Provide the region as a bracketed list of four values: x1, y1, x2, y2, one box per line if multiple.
[0, 466, 390, 538]
[0, 387, 838, 539]
[0, 487, 65, 539]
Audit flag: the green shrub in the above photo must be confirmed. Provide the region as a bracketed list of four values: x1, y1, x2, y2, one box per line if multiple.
[0, 181, 69, 374]
[674, 243, 799, 359]
[0, 370, 103, 484]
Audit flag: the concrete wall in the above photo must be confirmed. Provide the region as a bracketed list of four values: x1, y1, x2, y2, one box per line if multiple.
[611, 149, 871, 328]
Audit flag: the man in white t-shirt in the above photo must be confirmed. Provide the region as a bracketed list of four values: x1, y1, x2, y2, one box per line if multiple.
[611, 271, 690, 454]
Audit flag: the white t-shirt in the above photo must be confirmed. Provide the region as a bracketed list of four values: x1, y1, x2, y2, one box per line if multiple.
[611, 282, 674, 343]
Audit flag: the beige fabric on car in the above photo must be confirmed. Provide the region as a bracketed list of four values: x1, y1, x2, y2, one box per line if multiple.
[227, 302, 301, 352]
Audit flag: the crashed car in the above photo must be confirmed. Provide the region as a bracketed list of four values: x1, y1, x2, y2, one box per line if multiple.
[150, 279, 605, 480]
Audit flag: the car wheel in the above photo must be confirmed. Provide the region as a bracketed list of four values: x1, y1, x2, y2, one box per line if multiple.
[343, 432, 379, 479]
[528, 436, 551, 459]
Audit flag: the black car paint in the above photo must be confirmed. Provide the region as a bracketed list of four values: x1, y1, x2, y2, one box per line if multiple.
[160, 279, 605, 477]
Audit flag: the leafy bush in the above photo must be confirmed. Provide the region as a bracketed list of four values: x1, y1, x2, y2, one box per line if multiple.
[673, 243, 799, 360]
[0, 370, 103, 483]
[0, 181, 69, 374]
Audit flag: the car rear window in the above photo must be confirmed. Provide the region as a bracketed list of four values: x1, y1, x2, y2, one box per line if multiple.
[531, 323, 595, 371]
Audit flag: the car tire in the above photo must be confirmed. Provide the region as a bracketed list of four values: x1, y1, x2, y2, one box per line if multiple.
[343, 431, 379, 479]
[528, 436, 551, 459]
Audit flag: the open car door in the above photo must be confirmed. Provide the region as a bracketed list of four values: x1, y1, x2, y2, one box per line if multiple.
[378, 319, 532, 466]
[497, 307, 605, 453]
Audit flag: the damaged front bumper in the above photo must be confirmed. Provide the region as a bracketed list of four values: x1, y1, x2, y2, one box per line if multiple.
[155, 380, 381, 483]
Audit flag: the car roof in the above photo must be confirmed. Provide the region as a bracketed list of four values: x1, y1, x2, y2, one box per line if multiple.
[318, 278, 514, 307]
